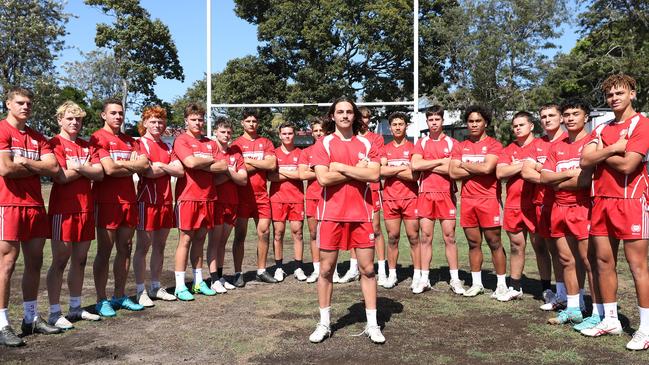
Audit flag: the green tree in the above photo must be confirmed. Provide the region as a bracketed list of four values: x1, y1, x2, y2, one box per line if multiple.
[61, 50, 122, 102]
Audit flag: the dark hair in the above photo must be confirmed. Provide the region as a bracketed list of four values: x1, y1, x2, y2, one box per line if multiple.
[539, 103, 560, 114]
[214, 117, 232, 130]
[102, 97, 123, 112]
[309, 117, 324, 130]
[6, 86, 34, 101]
[388, 111, 409, 124]
[359, 106, 371, 118]
[242, 108, 259, 120]
[602, 73, 636, 93]
[560, 98, 591, 116]
[463, 105, 492, 125]
[425, 105, 444, 119]
[324, 96, 363, 135]
[512, 111, 533, 124]
[184, 102, 205, 118]
[278, 121, 296, 132]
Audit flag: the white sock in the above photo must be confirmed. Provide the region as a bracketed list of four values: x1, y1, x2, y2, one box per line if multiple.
[471, 271, 483, 287]
[151, 281, 161, 291]
[257, 268, 265, 275]
[556, 282, 566, 299]
[422, 270, 429, 283]
[49, 304, 61, 314]
[567, 294, 580, 309]
[592, 303, 601, 317]
[23, 300, 37, 324]
[449, 269, 459, 281]
[136, 283, 145, 294]
[175, 271, 186, 290]
[366, 308, 378, 327]
[313, 262, 320, 273]
[496, 274, 506, 288]
[0, 308, 8, 327]
[349, 258, 358, 273]
[603, 302, 618, 319]
[378, 260, 386, 277]
[69, 296, 82, 310]
[193, 269, 203, 285]
[388, 268, 397, 279]
[413, 269, 421, 281]
[319, 306, 330, 327]
[639, 306, 649, 333]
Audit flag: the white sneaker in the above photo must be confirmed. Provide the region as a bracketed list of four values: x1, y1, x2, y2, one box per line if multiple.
[358, 325, 385, 344]
[463, 284, 485, 297]
[294, 268, 307, 281]
[542, 289, 555, 304]
[580, 317, 623, 337]
[626, 329, 649, 351]
[491, 284, 508, 299]
[306, 271, 318, 283]
[274, 268, 286, 282]
[449, 279, 466, 295]
[309, 323, 331, 343]
[383, 276, 397, 289]
[377, 274, 388, 287]
[150, 287, 177, 301]
[338, 270, 360, 283]
[137, 290, 155, 307]
[48, 312, 73, 330]
[332, 270, 341, 283]
[410, 276, 419, 290]
[67, 309, 100, 321]
[412, 279, 431, 294]
[210, 279, 228, 294]
[497, 287, 523, 302]
[540, 295, 567, 311]
[219, 277, 236, 290]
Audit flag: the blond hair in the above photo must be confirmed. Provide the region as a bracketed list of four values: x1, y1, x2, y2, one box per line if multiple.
[56, 101, 86, 120]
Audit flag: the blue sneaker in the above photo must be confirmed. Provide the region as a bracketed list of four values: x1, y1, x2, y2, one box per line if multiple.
[111, 296, 144, 311]
[548, 307, 583, 325]
[175, 287, 195, 301]
[191, 281, 217, 296]
[573, 314, 602, 331]
[95, 299, 116, 317]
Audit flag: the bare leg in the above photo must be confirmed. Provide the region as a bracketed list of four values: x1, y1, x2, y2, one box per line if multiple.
[290, 220, 304, 261]
[150, 229, 170, 283]
[133, 230, 152, 286]
[356, 247, 377, 310]
[113, 226, 135, 298]
[384, 218, 402, 270]
[46, 240, 73, 306]
[484, 227, 506, 275]
[506, 230, 527, 281]
[317, 249, 339, 308]
[256, 218, 271, 270]
[232, 218, 248, 273]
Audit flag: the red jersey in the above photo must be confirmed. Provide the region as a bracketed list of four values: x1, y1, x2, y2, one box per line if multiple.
[137, 136, 175, 206]
[49, 135, 97, 214]
[530, 134, 566, 206]
[311, 133, 380, 222]
[381, 140, 417, 200]
[270, 146, 304, 203]
[90, 128, 141, 204]
[590, 113, 649, 199]
[299, 144, 321, 200]
[173, 132, 218, 202]
[0, 120, 53, 206]
[542, 135, 591, 204]
[412, 134, 456, 193]
[214, 146, 245, 205]
[451, 136, 503, 199]
[498, 139, 538, 209]
[362, 131, 384, 191]
[230, 136, 275, 196]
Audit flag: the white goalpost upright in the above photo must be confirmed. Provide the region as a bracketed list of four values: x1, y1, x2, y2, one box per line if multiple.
[205, 0, 420, 138]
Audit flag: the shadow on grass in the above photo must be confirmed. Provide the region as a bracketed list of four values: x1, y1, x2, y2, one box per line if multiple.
[331, 297, 404, 333]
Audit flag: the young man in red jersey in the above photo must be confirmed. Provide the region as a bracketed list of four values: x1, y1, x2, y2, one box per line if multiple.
[379, 112, 418, 289]
[411, 106, 463, 295]
[309, 97, 384, 344]
[46, 101, 103, 330]
[90, 98, 149, 316]
[495, 112, 538, 301]
[299, 118, 325, 283]
[172, 103, 226, 301]
[579, 74, 649, 350]
[207, 119, 247, 293]
[133, 106, 184, 306]
[541, 99, 597, 328]
[269, 122, 306, 282]
[0, 87, 61, 346]
[230, 110, 277, 285]
[449, 105, 507, 298]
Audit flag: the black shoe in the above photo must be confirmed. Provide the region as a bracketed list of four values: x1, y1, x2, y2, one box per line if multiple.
[0, 325, 25, 347]
[233, 273, 246, 288]
[21, 316, 62, 335]
[256, 271, 279, 283]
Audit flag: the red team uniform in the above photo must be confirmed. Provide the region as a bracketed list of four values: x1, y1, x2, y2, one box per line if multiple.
[270, 147, 304, 221]
[589, 113, 649, 239]
[173, 133, 218, 230]
[137, 136, 176, 231]
[0, 119, 51, 241]
[499, 139, 537, 233]
[213, 147, 245, 226]
[230, 136, 275, 219]
[413, 135, 458, 220]
[299, 145, 322, 218]
[451, 136, 503, 228]
[363, 131, 384, 212]
[48, 135, 97, 242]
[311, 134, 380, 250]
[381, 141, 418, 219]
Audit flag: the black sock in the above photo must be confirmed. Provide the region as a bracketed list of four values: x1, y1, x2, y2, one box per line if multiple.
[217, 267, 223, 278]
[210, 271, 219, 283]
[295, 260, 303, 270]
[511, 278, 521, 291]
[541, 280, 552, 291]
[276, 259, 283, 268]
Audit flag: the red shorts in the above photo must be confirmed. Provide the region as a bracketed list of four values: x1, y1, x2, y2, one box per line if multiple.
[50, 212, 94, 242]
[550, 201, 590, 240]
[460, 197, 501, 228]
[237, 193, 271, 219]
[271, 201, 304, 221]
[305, 199, 319, 218]
[382, 198, 418, 220]
[317, 221, 375, 251]
[503, 208, 526, 233]
[417, 192, 457, 220]
[371, 190, 382, 213]
[521, 204, 537, 233]
[175, 201, 215, 231]
[590, 197, 649, 240]
[215, 202, 237, 226]
[536, 204, 552, 238]
[137, 203, 174, 231]
[95, 202, 138, 229]
[0, 206, 49, 241]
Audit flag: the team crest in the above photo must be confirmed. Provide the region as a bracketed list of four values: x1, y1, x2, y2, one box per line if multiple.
[449, 209, 456, 216]
[31, 139, 38, 145]
[404, 151, 409, 156]
[358, 152, 366, 159]
[632, 224, 641, 233]
[259, 143, 263, 148]
[493, 216, 500, 224]
[207, 144, 212, 150]
[620, 129, 628, 137]
[443, 148, 449, 153]
[481, 146, 487, 153]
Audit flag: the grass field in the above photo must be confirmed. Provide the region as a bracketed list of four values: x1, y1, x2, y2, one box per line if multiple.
[2, 183, 649, 364]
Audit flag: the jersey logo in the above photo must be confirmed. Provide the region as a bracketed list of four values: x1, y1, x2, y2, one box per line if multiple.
[403, 151, 409, 156]
[30, 139, 38, 145]
[443, 148, 449, 153]
[83, 148, 89, 153]
[207, 144, 212, 150]
[557, 151, 564, 155]
[11, 137, 19, 143]
[632, 224, 641, 233]
[449, 209, 456, 216]
[293, 157, 298, 162]
[620, 129, 628, 137]
[493, 216, 500, 224]
[109, 141, 117, 146]
[259, 143, 263, 148]
[358, 152, 366, 159]
[481, 146, 487, 153]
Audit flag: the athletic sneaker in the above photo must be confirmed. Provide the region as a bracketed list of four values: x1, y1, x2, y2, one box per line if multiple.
[175, 287, 195, 301]
[150, 287, 177, 301]
[219, 277, 236, 290]
[233, 273, 246, 288]
[210, 279, 227, 294]
[0, 325, 24, 347]
[257, 271, 279, 284]
[67, 309, 101, 322]
[626, 330, 649, 351]
[573, 314, 602, 332]
[548, 308, 583, 325]
[137, 290, 154, 307]
[338, 270, 359, 283]
[377, 274, 388, 287]
[95, 299, 117, 317]
[497, 287, 523, 302]
[274, 268, 286, 282]
[294, 268, 307, 281]
[356, 325, 386, 344]
[540, 296, 567, 311]
[449, 279, 466, 295]
[412, 279, 431, 294]
[48, 312, 73, 330]
[306, 271, 318, 283]
[383, 276, 397, 289]
[111, 296, 144, 311]
[332, 270, 341, 283]
[309, 323, 331, 343]
[410, 276, 419, 290]
[21, 316, 62, 335]
[463, 284, 485, 297]
[580, 318, 623, 337]
[542, 289, 556, 305]
[191, 281, 217, 296]
[491, 284, 508, 299]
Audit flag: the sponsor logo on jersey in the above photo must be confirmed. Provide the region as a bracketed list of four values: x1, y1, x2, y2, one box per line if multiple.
[109, 141, 117, 146]
[632, 224, 641, 233]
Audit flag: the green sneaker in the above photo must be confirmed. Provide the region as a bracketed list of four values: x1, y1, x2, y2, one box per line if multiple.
[191, 281, 217, 296]
[95, 299, 116, 317]
[111, 296, 144, 311]
[175, 287, 195, 301]
[573, 314, 602, 331]
[548, 308, 582, 325]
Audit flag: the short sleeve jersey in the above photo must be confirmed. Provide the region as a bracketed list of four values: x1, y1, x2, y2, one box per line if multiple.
[230, 136, 275, 197]
[542, 135, 591, 204]
[137, 136, 175, 206]
[89, 128, 140, 204]
[382, 140, 417, 200]
[362, 131, 384, 191]
[270, 147, 304, 203]
[0, 119, 53, 206]
[49, 135, 98, 214]
[590, 113, 649, 199]
[214, 146, 245, 205]
[411, 134, 456, 193]
[451, 136, 503, 199]
[498, 139, 538, 209]
[298, 144, 321, 200]
[311, 134, 380, 222]
[173, 132, 218, 202]
[529, 134, 566, 206]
